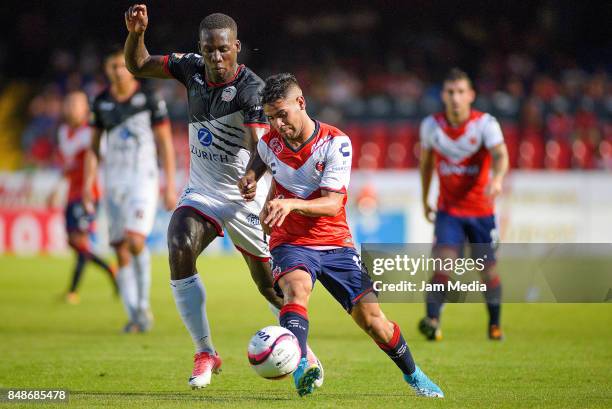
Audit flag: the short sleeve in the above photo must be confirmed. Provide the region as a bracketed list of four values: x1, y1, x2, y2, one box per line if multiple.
[147, 91, 169, 125]
[320, 135, 352, 192]
[419, 116, 434, 149]
[164, 53, 200, 86]
[483, 115, 504, 149]
[239, 81, 268, 127]
[89, 99, 104, 129]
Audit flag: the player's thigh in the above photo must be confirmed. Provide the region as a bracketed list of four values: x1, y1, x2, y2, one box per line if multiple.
[465, 215, 498, 262]
[318, 247, 374, 313]
[433, 211, 466, 260]
[223, 199, 270, 260]
[270, 245, 319, 303]
[106, 191, 128, 246]
[123, 190, 158, 240]
[167, 206, 218, 260]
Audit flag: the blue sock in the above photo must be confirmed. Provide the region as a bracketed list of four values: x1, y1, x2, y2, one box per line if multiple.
[279, 303, 309, 359]
[426, 273, 448, 320]
[484, 276, 502, 326]
[376, 322, 416, 375]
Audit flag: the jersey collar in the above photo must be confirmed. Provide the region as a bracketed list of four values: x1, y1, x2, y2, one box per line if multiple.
[206, 64, 244, 87]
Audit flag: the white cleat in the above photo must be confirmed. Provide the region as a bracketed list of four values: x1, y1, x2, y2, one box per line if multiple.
[188, 351, 222, 389]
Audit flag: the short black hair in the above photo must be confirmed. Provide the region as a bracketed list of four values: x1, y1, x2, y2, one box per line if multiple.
[261, 73, 300, 105]
[199, 13, 237, 36]
[444, 67, 473, 88]
[104, 44, 124, 61]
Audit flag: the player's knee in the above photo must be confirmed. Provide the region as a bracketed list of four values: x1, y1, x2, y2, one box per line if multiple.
[126, 234, 145, 254]
[282, 278, 311, 305]
[168, 231, 196, 262]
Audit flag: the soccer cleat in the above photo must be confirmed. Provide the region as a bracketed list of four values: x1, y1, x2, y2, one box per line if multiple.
[65, 292, 80, 305]
[404, 365, 444, 398]
[418, 317, 442, 341]
[189, 352, 222, 389]
[122, 321, 139, 334]
[136, 308, 154, 332]
[293, 357, 321, 397]
[488, 324, 504, 340]
[306, 345, 324, 388]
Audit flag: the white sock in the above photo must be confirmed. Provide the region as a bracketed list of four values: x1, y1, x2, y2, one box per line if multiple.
[171, 274, 215, 353]
[117, 265, 138, 322]
[132, 246, 151, 311]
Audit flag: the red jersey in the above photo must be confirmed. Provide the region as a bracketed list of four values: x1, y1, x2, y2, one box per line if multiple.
[420, 110, 504, 217]
[57, 123, 100, 202]
[257, 121, 354, 250]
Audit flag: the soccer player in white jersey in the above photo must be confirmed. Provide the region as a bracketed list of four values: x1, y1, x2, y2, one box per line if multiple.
[123, 4, 322, 389]
[238, 73, 444, 398]
[418, 68, 509, 341]
[83, 47, 177, 333]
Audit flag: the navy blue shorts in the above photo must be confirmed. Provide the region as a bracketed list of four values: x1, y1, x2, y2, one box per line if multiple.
[270, 245, 375, 313]
[65, 201, 96, 233]
[434, 211, 498, 261]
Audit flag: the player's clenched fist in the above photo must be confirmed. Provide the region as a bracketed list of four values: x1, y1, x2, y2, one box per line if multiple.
[125, 4, 148, 34]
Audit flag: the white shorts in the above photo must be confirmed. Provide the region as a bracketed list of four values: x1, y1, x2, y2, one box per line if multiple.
[106, 184, 158, 245]
[176, 188, 270, 261]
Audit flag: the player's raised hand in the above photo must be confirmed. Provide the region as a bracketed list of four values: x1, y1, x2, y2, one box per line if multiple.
[125, 4, 148, 34]
[238, 173, 257, 201]
[263, 199, 293, 228]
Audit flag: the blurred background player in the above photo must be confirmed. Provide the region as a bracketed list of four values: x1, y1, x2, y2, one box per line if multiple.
[48, 90, 117, 304]
[419, 68, 509, 341]
[123, 4, 322, 390]
[240, 73, 443, 398]
[83, 47, 177, 333]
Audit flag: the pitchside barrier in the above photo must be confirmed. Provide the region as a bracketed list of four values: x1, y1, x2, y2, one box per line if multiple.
[0, 170, 610, 255]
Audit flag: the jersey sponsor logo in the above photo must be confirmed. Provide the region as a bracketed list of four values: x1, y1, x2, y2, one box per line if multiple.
[131, 93, 146, 107]
[119, 127, 135, 140]
[221, 86, 237, 102]
[438, 161, 480, 176]
[197, 127, 213, 146]
[190, 144, 230, 163]
[339, 141, 351, 157]
[269, 138, 283, 154]
[315, 161, 325, 172]
[246, 213, 260, 226]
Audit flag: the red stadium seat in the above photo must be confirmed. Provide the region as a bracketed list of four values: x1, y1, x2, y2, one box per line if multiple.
[572, 138, 596, 169]
[501, 122, 519, 168]
[544, 138, 571, 170]
[518, 132, 545, 169]
[386, 122, 417, 168]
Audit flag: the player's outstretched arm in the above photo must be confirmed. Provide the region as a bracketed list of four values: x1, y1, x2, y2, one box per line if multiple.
[124, 4, 171, 79]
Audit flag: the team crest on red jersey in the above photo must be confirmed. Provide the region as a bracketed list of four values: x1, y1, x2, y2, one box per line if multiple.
[315, 161, 325, 172]
[469, 136, 478, 145]
[269, 138, 284, 154]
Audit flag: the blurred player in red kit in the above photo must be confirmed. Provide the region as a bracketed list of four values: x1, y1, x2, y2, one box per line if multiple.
[48, 91, 117, 304]
[419, 68, 509, 341]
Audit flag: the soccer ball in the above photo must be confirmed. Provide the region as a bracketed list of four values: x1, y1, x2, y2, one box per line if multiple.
[247, 325, 301, 379]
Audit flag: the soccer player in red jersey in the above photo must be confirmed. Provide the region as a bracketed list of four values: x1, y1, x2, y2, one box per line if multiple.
[239, 73, 443, 398]
[48, 91, 117, 304]
[419, 68, 509, 341]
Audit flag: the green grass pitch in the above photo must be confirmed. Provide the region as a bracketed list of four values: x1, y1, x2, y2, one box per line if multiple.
[0, 254, 610, 408]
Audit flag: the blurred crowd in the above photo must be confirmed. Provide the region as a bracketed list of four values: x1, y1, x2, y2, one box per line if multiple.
[12, 2, 611, 170]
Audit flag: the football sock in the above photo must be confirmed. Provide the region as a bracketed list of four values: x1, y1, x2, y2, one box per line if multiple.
[269, 303, 281, 319]
[171, 274, 215, 354]
[279, 303, 309, 359]
[426, 273, 448, 320]
[116, 264, 138, 322]
[132, 246, 151, 310]
[69, 251, 87, 293]
[484, 276, 502, 326]
[375, 321, 416, 375]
